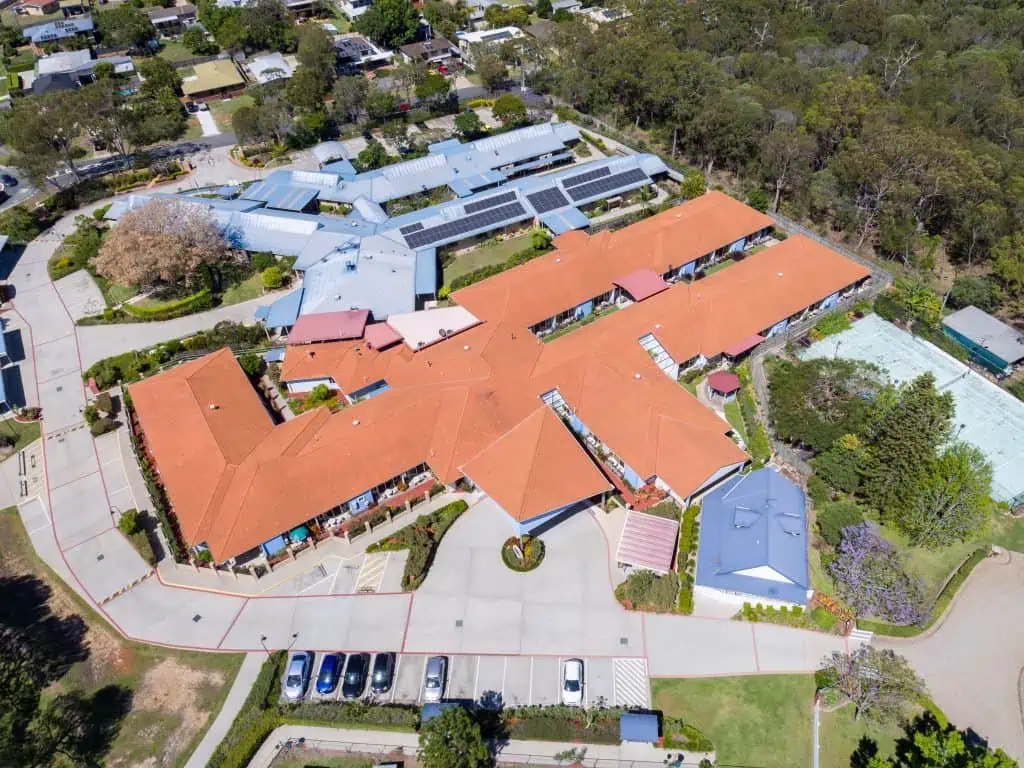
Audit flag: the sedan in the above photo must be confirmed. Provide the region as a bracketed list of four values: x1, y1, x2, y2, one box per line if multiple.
[370, 652, 395, 694]
[561, 658, 584, 707]
[282, 651, 314, 701]
[342, 653, 370, 699]
[315, 653, 344, 695]
[0, 174, 17, 187]
[422, 655, 447, 703]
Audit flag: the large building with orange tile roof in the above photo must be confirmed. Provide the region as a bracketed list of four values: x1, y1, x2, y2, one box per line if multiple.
[129, 194, 870, 564]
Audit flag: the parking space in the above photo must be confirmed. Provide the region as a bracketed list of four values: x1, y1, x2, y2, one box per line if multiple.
[286, 652, 651, 709]
[308, 652, 343, 702]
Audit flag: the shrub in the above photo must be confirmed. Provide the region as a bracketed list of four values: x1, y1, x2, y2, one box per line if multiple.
[95, 392, 114, 415]
[207, 652, 286, 768]
[806, 474, 832, 506]
[873, 293, 911, 324]
[809, 311, 852, 341]
[948, 275, 998, 312]
[663, 717, 714, 752]
[122, 289, 214, 320]
[117, 508, 141, 535]
[89, 417, 115, 436]
[676, 505, 699, 614]
[816, 499, 867, 547]
[615, 569, 680, 612]
[813, 438, 863, 494]
[645, 499, 681, 520]
[501, 535, 545, 571]
[365, 500, 468, 589]
[261, 266, 284, 290]
[812, 607, 837, 631]
[238, 353, 264, 378]
[815, 665, 839, 690]
[0, 205, 41, 243]
[251, 252, 277, 272]
[283, 701, 419, 730]
[130, 529, 157, 566]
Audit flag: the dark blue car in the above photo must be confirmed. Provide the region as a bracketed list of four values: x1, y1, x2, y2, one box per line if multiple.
[316, 653, 344, 695]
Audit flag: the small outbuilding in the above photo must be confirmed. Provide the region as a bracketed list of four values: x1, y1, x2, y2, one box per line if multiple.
[942, 305, 1024, 376]
[706, 370, 740, 400]
[619, 712, 659, 744]
[615, 510, 679, 575]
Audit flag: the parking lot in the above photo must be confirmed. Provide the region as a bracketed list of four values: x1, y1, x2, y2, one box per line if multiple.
[298, 652, 650, 709]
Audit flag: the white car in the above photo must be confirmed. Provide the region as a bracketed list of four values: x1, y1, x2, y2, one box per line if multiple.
[423, 656, 447, 703]
[561, 658, 584, 706]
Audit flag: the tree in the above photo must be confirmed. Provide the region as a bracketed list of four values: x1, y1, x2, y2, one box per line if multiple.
[455, 110, 484, 138]
[92, 199, 228, 288]
[991, 232, 1024, 297]
[286, 67, 328, 111]
[418, 706, 490, 768]
[823, 646, 924, 721]
[356, 139, 389, 170]
[332, 76, 368, 124]
[0, 206, 41, 243]
[680, 171, 706, 199]
[813, 433, 865, 495]
[261, 266, 283, 290]
[860, 373, 954, 523]
[815, 498, 866, 547]
[536, 0, 552, 18]
[92, 61, 115, 80]
[423, 0, 466, 42]
[948, 276, 999, 312]
[296, 24, 337, 89]
[869, 713, 1018, 768]
[136, 57, 182, 97]
[243, 0, 293, 51]
[393, 58, 426, 100]
[473, 50, 507, 92]
[380, 119, 407, 144]
[364, 88, 396, 121]
[416, 72, 450, 103]
[829, 523, 926, 625]
[96, 5, 153, 50]
[492, 94, 527, 125]
[1, 90, 87, 187]
[183, 26, 217, 55]
[760, 125, 815, 211]
[899, 443, 992, 548]
[355, 0, 419, 50]
[239, 353, 264, 377]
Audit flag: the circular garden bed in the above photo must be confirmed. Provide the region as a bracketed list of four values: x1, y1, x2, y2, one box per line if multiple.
[501, 535, 545, 572]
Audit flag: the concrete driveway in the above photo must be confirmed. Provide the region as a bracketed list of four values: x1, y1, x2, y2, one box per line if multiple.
[404, 499, 645, 657]
[877, 551, 1024, 758]
[196, 110, 221, 137]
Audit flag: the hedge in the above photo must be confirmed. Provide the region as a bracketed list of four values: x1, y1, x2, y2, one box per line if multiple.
[676, 505, 699, 614]
[504, 705, 621, 744]
[121, 289, 214, 321]
[207, 652, 286, 768]
[365, 500, 468, 589]
[856, 547, 989, 637]
[736, 364, 771, 467]
[282, 701, 419, 731]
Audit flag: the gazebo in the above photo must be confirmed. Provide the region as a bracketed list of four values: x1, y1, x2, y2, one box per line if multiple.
[706, 370, 741, 401]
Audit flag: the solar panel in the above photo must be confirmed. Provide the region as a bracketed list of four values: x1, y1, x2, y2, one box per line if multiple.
[527, 188, 569, 214]
[404, 202, 528, 248]
[567, 168, 648, 202]
[400, 222, 425, 235]
[562, 165, 611, 188]
[463, 191, 517, 214]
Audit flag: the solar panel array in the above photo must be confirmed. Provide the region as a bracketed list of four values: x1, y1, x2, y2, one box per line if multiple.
[400, 222, 425, 235]
[404, 202, 528, 249]
[563, 165, 611, 188]
[526, 188, 569, 214]
[567, 168, 648, 202]
[463, 190, 517, 215]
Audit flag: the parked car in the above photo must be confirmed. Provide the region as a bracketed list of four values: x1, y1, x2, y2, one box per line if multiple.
[422, 655, 447, 703]
[0, 173, 18, 187]
[561, 658, 584, 706]
[370, 652, 395, 694]
[342, 653, 370, 699]
[185, 101, 199, 114]
[282, 651, 314, 701]
[315, 653, 344, 695]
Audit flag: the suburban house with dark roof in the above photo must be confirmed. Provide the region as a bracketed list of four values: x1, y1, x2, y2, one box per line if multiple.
[147, 3, 197, 35]
[128, 195, 870, 566]
[695, 468, 811, 606]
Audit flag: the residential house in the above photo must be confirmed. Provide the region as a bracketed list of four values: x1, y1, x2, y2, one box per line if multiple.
[399, 36, 458, 67]
[14, 0, 59, 16]
[29, 49, 135, 96]
[695, 468, 811, 607]
[458, 26, 524, 67]
[21, 14, 93, 49]
[334, 33, 391, 71]
[337, 0, 372, 18]
[180, 58, 245, 100]
[146, 3, 198, 36]
[246, 52, 295, 84]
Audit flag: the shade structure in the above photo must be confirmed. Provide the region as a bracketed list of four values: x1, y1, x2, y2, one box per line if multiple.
[707, 370, 741, 395]
[615, 510, 679, 574]
[287, 310, 370, 345]
[723, 333, 765, 357]
[613, 268, 669, 302]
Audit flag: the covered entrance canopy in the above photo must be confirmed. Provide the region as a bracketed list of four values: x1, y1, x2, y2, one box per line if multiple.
[615, 510, 679, 574]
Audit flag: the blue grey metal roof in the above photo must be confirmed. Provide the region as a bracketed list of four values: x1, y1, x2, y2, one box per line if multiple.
[695, 468, 810, 604]
[351, 197, 387, 223]
[263, 290, 303, 329]
[942, 305, 1024, 365]
[322, 158, 357, 176]
[540, 207, 589, 235]
[242, 180, 319, 212]
[620, 713, 658, 743]
[415, 248, 437, 295]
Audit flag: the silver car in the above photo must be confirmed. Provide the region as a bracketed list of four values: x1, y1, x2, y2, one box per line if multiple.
[422, 656, 447, 703]
[282, 651, 314, 701]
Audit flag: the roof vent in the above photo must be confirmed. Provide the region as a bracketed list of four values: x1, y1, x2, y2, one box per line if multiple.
[633, 372, 641, 380]
[208, 403, 219, 410]
[463, 344, 470, 351]
[655, 323, 661, 329]
[555, 257, 561, 263]
[777, 272, 784, 277]
[352, 419, 360, 426]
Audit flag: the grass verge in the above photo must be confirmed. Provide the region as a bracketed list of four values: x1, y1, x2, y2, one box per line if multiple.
[651, 674, 814, 768]
[818, 703, 903, 768]
[0, 417, 40, 452]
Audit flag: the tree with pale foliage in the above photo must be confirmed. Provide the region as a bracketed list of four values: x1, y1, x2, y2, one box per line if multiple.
[418, 706, 489, 768]
[823, 646, 924, 722]
[93, 200, 228, 288]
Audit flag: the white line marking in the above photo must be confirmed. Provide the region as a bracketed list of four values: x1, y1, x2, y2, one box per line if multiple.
[473, 655, 481, 703]
[417, 655, 427, 704]
[390, 654, 401, 703]
[501, 656, 507, 704]
[528, 657, 534, 705]
[556, 657, 562, 707]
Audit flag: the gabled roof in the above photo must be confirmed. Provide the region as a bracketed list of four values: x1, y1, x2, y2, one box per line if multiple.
[707, 370, 740, 394]
[943, 305, 1024, 365]
[695, 468, 809, 603]
[616, 510, 679, 574]
[287, 309, 369, 345]
[460, 406, 610, 522]
[614, 269, 669, 302]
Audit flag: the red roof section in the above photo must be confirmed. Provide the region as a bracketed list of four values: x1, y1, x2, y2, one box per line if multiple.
[364, 321, 403, 350]
[724, 333, 765, 357]
[287, 310, 369, 345]
[616, 510, 679, 574]
[614, 269, 669, 302]
[707, 371, 741, 394]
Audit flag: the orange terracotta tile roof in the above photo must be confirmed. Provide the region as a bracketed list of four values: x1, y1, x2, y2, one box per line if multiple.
[130, 196, 869, 562]
[460, 406, 611, 522]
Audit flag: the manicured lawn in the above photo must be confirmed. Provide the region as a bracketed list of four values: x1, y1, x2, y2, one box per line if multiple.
[157, 40, 194, 62]
[184, 117, 204, 140]
[652, 675, 815, 768]
[819, 704, 904, 768]
[210, 94, 255, 129]
[680, 374, 704, 396]
[219, 271, 266, 305]
[987, 513, 1024, 552]
[0, 418, 40, 452]
[0, 507, 245, 768]
[880, 526, 977, 601]
[724, 399, 746, 442]
[90, 272, 138, 307]
[443, 233, 533, 288]
[704, 258, 736, 276]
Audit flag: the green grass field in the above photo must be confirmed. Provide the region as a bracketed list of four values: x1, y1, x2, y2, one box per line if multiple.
[90, 272, 138, 308]
[157, 40, 195, 63]
[724, 399, 746, 442]
[210, 94, 255, 129]
[819, 704, 904, 768]
[652, 675, 815, 768]
[442, 233, 533, 288]
[0, 418, 40, 452]
[219, 271, 265, 305]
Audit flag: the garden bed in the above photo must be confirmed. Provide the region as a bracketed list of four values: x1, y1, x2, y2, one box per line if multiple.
[501, 535, 545, 571]
[365, 500, 469, 590]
